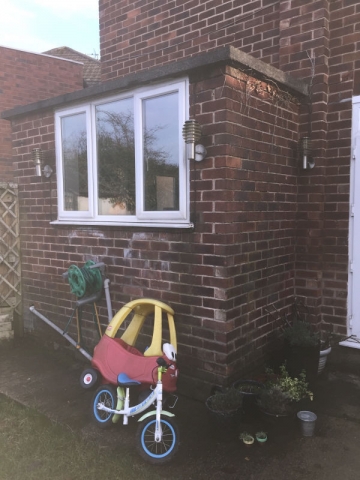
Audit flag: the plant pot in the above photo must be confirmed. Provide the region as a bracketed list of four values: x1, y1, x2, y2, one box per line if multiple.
[297, 410, 317, 436]
[232, 379, 264, 416]
[318, 346, 331, 374]
[240, 433, 254, 446]
[284, 339, 320, 384]
[259, 407, 291, 419]
[255, 432, 267, 444]
[205, 395, 242, 434]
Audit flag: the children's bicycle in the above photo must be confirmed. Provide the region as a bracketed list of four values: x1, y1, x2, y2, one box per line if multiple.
[92, 354, 179, 464]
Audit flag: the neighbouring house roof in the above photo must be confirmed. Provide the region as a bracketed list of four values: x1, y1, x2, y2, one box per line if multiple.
[43, 46, 101, 88]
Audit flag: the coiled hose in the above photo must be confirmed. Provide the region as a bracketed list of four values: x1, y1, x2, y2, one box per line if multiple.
[67, 260, 103, 298]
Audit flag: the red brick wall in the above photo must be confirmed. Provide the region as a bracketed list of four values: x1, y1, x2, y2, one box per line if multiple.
[191, 65, 300, 379]
[277, 1, 360, 337]
[0, 47, 84, 182]
[6, 0, 360, 396]
[322, 0, 360, 334]
[277, 1, 331, 326]
[99, 0, 280, 81]
[97, 1, 360, 342]
[11, 63, 301, 395]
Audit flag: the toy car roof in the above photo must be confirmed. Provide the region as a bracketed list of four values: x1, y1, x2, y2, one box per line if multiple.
[104, 298, 177, 357]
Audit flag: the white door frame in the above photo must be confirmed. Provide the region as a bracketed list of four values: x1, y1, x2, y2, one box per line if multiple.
[341, 95, 360, 348]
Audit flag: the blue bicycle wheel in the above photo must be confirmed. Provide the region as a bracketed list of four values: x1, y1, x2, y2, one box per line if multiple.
[91, 385, 116, 428]
[136, 417, 179, 464]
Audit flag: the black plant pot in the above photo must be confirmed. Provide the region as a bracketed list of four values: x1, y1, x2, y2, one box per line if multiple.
[205, 396, 242, 438]
[232, 380, 264, 417]
[284, 339, 320, 385]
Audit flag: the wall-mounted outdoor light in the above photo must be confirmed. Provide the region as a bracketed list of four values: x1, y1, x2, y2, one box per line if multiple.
[32, 148, 53, 178]
[299, 136, 315, 169]
[182, 120, 207, 162]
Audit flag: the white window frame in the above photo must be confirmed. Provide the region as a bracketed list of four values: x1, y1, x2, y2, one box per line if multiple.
[55, 105, 94, 221]
[54, 78, 191, 228]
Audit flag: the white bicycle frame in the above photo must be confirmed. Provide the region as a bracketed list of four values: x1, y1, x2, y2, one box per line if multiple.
[96, 366, 175, 443]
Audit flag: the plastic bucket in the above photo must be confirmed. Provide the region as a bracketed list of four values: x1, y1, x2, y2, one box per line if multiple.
[297, 411, 317, 436]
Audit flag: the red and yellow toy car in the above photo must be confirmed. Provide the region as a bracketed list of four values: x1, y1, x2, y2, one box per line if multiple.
[80, 299, 179, 393]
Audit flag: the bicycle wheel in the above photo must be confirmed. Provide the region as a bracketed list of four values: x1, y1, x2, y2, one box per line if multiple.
[91, 385, 117, 428]
[136, 416, 179, 464]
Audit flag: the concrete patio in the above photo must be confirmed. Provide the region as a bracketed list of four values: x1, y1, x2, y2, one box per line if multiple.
[0, 336, 360, 479]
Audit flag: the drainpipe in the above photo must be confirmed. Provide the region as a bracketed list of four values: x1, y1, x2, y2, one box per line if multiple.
[103, 278, 113, 323]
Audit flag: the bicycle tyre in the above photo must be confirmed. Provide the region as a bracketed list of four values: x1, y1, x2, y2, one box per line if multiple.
[136, 416, 179, 464]
[91, 384, 117, 428]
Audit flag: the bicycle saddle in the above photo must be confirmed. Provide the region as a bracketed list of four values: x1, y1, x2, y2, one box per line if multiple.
[117, 372, 141, 387]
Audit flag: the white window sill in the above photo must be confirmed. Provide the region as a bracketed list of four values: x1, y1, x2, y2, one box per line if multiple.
[51, 220, 194, 229]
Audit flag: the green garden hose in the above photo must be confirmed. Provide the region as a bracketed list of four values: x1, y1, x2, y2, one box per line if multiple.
[67, 261, 103, 298]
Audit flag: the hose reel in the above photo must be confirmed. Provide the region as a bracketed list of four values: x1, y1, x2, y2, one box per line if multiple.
[67, 260, 103, 298]
[64, 261, 105, 345]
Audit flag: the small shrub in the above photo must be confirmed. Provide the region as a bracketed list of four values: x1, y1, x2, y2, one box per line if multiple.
[257, 363, 313, 415]
[283, 320, 319, 347]
[234, 380, 264, 394]
[206, 387, 243, 413]
[257, 386, 293, 415]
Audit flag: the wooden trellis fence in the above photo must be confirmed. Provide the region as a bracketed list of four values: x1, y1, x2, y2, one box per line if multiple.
[0, 183, 21, 316]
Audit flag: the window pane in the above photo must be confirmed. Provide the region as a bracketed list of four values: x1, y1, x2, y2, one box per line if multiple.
[96, 98, 135, 216]
[143, 92, 179, 211]
[61, 113, 88, 211]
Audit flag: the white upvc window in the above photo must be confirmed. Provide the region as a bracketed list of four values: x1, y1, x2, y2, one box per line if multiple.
[54, 79, 190, 227]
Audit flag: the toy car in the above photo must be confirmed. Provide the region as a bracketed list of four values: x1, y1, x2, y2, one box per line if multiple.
[80, 299, 179, 393]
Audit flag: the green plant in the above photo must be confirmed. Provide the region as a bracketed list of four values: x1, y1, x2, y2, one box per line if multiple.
[283, 320, 319, 347]
[206, 387, 243, 413]
[257, 364, 313, 415]
[234, 380, 264, 394]
[257, 385, 293, 415]
[276, 364, 313, 401]
[320, 332, 333, 349]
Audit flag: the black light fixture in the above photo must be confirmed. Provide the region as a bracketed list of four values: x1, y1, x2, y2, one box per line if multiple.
[182, 120, 207, 162]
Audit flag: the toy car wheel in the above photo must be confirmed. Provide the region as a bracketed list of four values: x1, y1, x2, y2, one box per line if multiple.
[80, 368, 99, 390]
[92, 385, 117, 428]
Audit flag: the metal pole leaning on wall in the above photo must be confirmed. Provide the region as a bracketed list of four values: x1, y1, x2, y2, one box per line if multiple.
[29, 305, 93, 362]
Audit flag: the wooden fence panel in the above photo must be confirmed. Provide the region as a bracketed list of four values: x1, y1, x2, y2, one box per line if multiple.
[0, 183, 21, 317]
